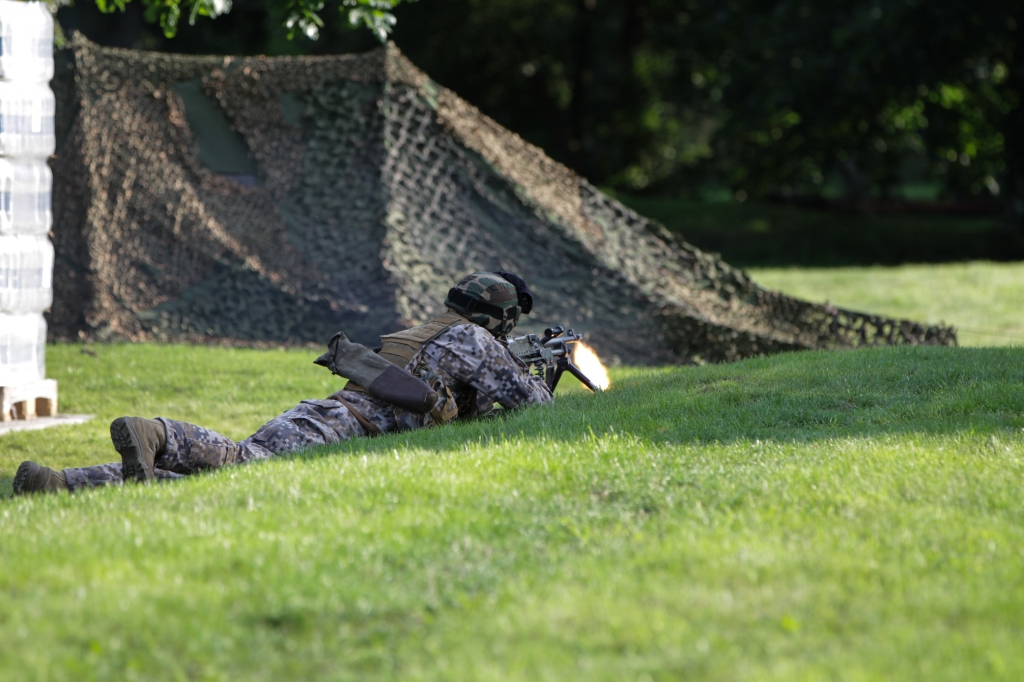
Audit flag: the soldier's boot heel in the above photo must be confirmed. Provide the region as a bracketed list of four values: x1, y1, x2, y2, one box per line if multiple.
[110, 417, 166, 483]
[13, 461, 68, 495]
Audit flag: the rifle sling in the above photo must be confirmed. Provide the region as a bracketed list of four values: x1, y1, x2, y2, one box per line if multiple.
[329, 392, 381, 436]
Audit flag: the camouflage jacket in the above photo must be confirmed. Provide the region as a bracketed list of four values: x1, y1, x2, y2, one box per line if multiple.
[331, 322, 553, 434]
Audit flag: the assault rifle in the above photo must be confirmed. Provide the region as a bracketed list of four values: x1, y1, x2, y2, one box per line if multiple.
[507, 326, 602, 392]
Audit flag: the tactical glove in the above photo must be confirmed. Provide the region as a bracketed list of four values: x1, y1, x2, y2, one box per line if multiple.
[314, 332, 439, 414]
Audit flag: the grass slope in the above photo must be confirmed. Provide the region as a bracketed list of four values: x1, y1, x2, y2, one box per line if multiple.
[751, 261, 1024, 348]
[2, 344, 1024, 680]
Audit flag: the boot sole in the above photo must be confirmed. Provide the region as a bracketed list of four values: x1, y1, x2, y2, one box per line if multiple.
[110, 418, 155, 482]
[12, 461, 34, 495]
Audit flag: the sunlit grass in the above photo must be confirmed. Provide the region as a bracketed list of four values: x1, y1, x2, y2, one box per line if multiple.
[1, 343, 1023, 680]
[751, 260, 1024, 347]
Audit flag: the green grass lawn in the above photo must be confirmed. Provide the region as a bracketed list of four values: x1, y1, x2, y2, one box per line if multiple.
[750, 261, 1024, 348]
[2, 342, 1023, 680]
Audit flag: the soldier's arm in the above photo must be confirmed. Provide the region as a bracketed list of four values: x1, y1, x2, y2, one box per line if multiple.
[430, 325, 554, 409]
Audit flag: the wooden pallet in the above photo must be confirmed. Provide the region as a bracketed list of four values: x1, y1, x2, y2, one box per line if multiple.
[0, 379, 57, 422]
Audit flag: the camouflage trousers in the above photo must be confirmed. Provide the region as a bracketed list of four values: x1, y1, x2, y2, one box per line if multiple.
[62, 393, 394, 492]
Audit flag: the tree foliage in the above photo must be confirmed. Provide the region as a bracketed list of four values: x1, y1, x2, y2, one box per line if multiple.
[388, 0, 1020, 207]
[89, 0, 414, 41]
[63, 0, 1022, 214]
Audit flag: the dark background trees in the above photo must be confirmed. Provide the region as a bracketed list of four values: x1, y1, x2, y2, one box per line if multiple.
[57, 0, 1024, 262]
[388, 1, 1021, 209]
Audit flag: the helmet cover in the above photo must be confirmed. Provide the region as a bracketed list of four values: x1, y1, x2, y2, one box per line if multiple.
[444, 272, 522, 336]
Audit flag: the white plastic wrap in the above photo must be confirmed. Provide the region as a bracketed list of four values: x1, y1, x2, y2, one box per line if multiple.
[0, 80, 54, 158]
[0, 234, 52, 313]
[0, 311, 45, 385]
[0, 157, 50, 235]
[0, 0, 53, 83]
[0, 1, 54, 390]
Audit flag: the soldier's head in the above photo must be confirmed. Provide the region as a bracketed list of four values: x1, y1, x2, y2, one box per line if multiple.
[444, 271, 534, 337]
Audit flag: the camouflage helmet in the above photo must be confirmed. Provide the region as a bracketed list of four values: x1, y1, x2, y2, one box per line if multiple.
[444, 272, 523, 336]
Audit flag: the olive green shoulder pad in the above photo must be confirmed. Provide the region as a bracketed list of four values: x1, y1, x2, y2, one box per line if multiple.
[377, 311, 472, 366]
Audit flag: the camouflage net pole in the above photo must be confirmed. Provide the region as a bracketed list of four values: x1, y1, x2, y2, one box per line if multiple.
[49, 35, 956, 365]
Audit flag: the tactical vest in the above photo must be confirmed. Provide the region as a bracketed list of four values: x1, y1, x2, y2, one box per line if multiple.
[344, 311, 471, 423]
[375, 311, 471, 367]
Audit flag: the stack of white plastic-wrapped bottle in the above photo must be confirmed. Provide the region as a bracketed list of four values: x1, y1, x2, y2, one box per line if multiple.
[0, 0, 54, 399]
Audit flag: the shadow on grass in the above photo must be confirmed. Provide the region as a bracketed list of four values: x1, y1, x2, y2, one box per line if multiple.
[295, 346, 1024, 461]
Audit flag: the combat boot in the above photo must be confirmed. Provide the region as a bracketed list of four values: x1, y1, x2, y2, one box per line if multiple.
[110, 417, 166, 483]
[12, 461, 68, 495]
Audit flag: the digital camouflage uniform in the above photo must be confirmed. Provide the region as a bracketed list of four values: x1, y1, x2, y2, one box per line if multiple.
[62, 322, 552, 492]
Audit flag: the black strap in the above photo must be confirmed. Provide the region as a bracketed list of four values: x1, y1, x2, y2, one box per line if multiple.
[447, 288, 518, 320]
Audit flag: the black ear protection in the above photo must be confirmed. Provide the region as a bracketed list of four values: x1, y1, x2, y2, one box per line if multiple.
[494, 271, 534, 315]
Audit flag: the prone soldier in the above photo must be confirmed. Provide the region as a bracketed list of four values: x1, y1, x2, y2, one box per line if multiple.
[13, 272, 552, 494]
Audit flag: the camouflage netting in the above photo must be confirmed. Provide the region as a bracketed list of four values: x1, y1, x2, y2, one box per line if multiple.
[48, 34, 955, 365]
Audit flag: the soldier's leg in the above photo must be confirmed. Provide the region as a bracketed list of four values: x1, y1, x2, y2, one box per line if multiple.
[155, 418, 275, 474]
[63, 463, 184, 492]
[245, 397, 386, 455]
[16, 403, 360, 495]
[157, 409, 355, 469]
[111, 398, 379, 483]
[178, 397, 385, 463]
[12, 460, 182, 495]
[61, 415, 293, 490]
